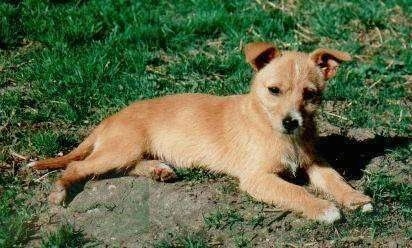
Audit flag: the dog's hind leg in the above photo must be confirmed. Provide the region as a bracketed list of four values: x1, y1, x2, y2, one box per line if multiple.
[129, 160, 176, 182]
[48, 142, 143, 205]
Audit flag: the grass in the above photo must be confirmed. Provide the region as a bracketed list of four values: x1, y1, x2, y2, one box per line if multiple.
[365, 172, 411, 218]
[0, 175, 34, 247]
[0, 0, 410, 247]
[204, 208, 244, 230]
[175, 167, 223, 182]
[40, 224, 92, 248]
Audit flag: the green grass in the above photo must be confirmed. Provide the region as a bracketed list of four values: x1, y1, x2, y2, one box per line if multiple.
[204, 208, 244, 230]
[0, 0, 410, 246]
[365, 172, 411, 218]
[40, 224, 92, 248]
[0, 175, 34, 247]
[175, 167, 223, 182]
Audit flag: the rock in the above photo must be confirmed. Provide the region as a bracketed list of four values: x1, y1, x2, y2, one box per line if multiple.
[317, 121, 341, 137]
[347, 128, 375, 142]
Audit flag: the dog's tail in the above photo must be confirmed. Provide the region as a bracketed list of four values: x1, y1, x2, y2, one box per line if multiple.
[29, 134, 96, 170]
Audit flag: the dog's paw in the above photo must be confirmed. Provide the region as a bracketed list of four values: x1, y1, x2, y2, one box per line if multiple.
[361, 203, 373, 213]
[342, 191, 372, 210]
[315, 204, 341, 224]
[151, 163, 177, 182]
[26, 161, 37, 168]
[48, 184, 67, 206]
[305, 200, 341, 224]
[22, 161, 38, 171]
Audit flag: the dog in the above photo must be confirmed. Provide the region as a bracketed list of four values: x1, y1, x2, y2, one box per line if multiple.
[30, 42, 372, 223]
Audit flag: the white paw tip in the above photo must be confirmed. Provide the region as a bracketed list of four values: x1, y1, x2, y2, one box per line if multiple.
[48, 190, 67, 206]
[26, 161, 37, 168]
[317, 205, 341, 223]
[158, 163, 172, 170]
[361, 203, 373, 212]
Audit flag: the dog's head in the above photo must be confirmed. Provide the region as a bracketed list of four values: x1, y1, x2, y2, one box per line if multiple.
[244, 42, 351, 135]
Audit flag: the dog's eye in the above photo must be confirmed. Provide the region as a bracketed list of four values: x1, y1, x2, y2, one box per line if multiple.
[303, 90, 318, 101]
[268, 87, 281, 95]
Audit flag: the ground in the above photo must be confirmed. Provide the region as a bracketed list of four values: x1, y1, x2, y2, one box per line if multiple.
[0, 0, 411, 247]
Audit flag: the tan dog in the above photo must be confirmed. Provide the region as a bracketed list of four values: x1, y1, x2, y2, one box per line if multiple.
[30, 42, 372, 223]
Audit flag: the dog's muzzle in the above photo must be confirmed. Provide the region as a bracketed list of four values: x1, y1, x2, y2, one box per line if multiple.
[282, 116, 299, 134]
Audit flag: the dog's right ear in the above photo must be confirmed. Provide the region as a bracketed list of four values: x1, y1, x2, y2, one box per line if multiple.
[244, 42, 280, 71]
[310, 48, 352, 80]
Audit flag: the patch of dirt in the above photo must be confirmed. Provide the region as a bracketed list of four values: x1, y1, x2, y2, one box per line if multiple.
[35, 177, 232, 247]
[70, 178, 222, 246]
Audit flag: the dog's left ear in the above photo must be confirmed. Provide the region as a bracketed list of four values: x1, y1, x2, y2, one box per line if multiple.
[244, 42, 280, 71]
[310, 48, 352, 80]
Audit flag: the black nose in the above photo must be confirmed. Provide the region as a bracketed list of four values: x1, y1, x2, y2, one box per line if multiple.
[282, 116, 299, 133]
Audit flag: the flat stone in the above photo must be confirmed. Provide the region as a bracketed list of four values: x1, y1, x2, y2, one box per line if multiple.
[347, 128, 375, 142]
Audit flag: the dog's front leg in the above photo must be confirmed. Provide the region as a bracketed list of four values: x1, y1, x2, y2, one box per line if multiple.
[240, 172, 340, 223]
[306, 163, 372, 212]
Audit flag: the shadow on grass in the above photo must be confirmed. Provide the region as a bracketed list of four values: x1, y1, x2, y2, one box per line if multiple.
[316, 134, 411, 180]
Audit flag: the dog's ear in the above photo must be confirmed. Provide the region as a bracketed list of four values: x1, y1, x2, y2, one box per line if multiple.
[310, 48, 352, 80]
[244, 42, 280, 71]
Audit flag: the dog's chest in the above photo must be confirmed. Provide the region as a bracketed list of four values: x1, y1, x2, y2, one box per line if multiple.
[280, 142, 305, 176]
[281, 152, 300, 176]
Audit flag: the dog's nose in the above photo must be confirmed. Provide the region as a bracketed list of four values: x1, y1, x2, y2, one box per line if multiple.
[282, 116, 299, 133]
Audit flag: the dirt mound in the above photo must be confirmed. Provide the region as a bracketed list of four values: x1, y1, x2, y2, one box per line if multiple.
[54, 177, 224, 247]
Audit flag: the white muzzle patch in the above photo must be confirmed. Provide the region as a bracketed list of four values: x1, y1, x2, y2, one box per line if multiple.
[289, 110, 303, 127]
